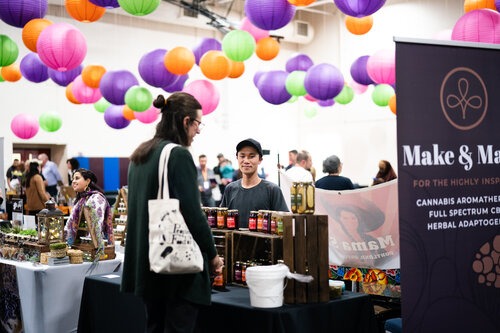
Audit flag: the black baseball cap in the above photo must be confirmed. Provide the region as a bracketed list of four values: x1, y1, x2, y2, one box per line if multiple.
[236, 138, 263, 157]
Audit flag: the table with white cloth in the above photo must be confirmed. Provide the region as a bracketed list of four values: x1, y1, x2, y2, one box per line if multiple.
[0, 257, 122, 333]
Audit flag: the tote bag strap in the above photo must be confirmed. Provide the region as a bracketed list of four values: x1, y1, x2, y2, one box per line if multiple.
[157, 143, 180, 199]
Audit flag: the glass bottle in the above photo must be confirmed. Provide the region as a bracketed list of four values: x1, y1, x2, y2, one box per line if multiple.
[297, 182, 306, 214]
[305, 182, 315, 214]
[248, 211, 258, 231]
[290, 182, 298, 213]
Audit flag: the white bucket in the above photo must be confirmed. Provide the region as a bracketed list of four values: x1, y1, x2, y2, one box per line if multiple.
[245, 264, 289, 308]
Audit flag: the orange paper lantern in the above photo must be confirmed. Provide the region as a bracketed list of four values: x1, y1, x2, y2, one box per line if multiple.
[66, 83, 82, 104]
[65, 0, 106, 22]
[1, 63, 22, 82]
[287, 0, 315, 5]
[22, 18, 53, 52]
[464, 0, 496, 13]
[164, 46, 195, 75]
[389, 93, 396, 115]
[228, 60, 245, 79]
[345, 15, 373, 35]
[81, 64, 106, 88]
[199, 50, 230, 80]
[255, 37, 280, 61]
[122, 105, 136, 120]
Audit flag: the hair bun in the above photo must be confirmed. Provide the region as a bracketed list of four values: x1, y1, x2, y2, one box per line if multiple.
[153, 94, 166, 109]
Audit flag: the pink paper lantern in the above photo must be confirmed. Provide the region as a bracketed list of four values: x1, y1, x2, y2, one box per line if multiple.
[37, 22, 87, 71]
[349, 80, 369, 94]
[134, 105, 159, 124]
[240, 17, 269, 42]
[71, 75, 102, 104]
[11, 113, 39, 139]
[366, 49, 395, 85]
[451, 9, 500, 44]
[183, 79, 220, 115]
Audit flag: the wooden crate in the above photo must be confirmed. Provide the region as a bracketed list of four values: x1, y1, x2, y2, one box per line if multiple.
[283, 214, 329, 304]
[212, 229, 232, 284]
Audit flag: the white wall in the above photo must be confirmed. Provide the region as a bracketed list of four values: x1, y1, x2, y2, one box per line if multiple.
[0, 0, 464, 186]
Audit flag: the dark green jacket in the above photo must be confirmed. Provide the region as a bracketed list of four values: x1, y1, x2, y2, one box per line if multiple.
[121, 141, 217, 305]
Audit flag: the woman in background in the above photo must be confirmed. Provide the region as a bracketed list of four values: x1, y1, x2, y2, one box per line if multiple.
[25, 161, 50, 215]
[372, 160, 397, 186]
[66, 158, 80, 185]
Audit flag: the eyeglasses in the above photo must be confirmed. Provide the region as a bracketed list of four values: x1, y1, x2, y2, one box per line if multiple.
[192, 119, 205, 130]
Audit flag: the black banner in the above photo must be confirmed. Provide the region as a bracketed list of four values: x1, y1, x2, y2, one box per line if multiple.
[396, 38, 500, 332]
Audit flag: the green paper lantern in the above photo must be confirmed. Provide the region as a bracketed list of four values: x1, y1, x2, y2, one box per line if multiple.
[222, 30, 256, 62]
[0, 35, 19, 67]
[94, 98, 111, 113]
[334, 85, 354, 105]
[0, 73, 4, 82]
[287, 95, 298, 103]
[39, 112, 62, 132]
[304, 106, 318, 118]
[372, 84, 395, 107]
[117, 0, 160, 16]
[285, 71, 307, 96]
[125, 86, 153, 112]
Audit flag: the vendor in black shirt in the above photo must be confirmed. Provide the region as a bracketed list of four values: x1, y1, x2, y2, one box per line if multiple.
[220, 138, 289, 228]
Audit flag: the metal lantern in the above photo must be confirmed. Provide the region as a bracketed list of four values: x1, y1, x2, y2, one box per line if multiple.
[37, 198, 65, 244]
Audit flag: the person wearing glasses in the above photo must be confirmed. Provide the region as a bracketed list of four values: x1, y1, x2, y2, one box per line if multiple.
[121, 92, 223, 333]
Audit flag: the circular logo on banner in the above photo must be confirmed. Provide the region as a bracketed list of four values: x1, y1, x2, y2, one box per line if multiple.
[440, 67, 488, 130]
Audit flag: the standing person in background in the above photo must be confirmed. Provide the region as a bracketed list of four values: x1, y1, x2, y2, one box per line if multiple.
[284, 150, 314, 182]
[66, 158, 80, 185]
[121, 92, 223, 333]
[277, 149, 298, 171]
[372, 160, 397, 185]
[315, 155, 355, 190]
[25, 161, 50, 216]
[197, 154, 216, 207]
[220, 138, 289, 227]
[38, 153, 63, 198]
[6, 159, 22, 192]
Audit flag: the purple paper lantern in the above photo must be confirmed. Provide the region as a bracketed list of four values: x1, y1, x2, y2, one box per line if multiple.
[350, 55, 374, 86]
[496, 0, 500, 11]
[20, 53, 48, 83]
[318, 99, 335, 107]
[451, 9, 500, 44]
[89, 0, 120, 8]
[245, 0, 296, 31]
[334, 0, 386, 18]
[11, 113, 39, 139]
[192, 38, 222, 66]
[304, 63, 344, 101]
[100, 70, 139, 105]
[0, 0, 48, 28]
[285, 53, 314, 73]
[138, 49, 177, 88]
[163, 74, 188, 93]
[256, 70, 292, 105]
[253, 70, 265, 87]
[48, 65, 82, 86]
[104, 104, 131, 129]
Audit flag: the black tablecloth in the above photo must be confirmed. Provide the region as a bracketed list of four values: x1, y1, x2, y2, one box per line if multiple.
[78, 274, 377, 333]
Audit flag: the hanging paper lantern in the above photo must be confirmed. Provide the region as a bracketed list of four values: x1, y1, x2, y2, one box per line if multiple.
[496, 0, 500, 10]
[0, 73, 4, 82]
[89, 0, 119, 8]
[94, 97, 110, 113]
[334, 84, 355, 104]
[285, 53, 314, 72]
[117, 0, 160, 16]
[388, 94, 396, 115]
[100, 70, 139, 105]
[37, 22, 87, 71]
[65, 0, 106, 22]
[81, 64, 106, 88]
[464, 0, 496, 13]
[345, 15, 373, 35]
[183, 80, 220, 115]
[253, 71, 265, 87]
[39, 112, 62, 132]
[122, 105, 136, 121]
[164, 46, 195, 75]
[0, 35, 19, 67]
[288, 0, 315, 6]
[372, 83, 394, 106]
[1, 63, 22, 82]
[228, 60, 245, 79]
[0, 0, 48, 28]
[349, 80, 369, 94]
[366, 49, 395, 85]
[304, 94, 317, 102]
[125, 86, 153, 112]
[245, 0, 296, 30]
[48, 65, 82, 86]
[304, 105, 318, 118]
[64, 83, 80, 104]
[20, 53, 48, 83]
[350, 55, 374, 85]
[22, 18, 53, 52]
[192, 38, 221, 66]
[318, 99, 335, 107]
[139, 49, 177, 88]
[334, 0, 386, 18]
[240, 17, 269, 42]
[256, 70, 291, 105]
[304, 63, 344, 101]
[104, 104, 131, 129]
[222, 30, 256, 62]
[71, 75, 102, 103]
[451, 9, 500, 44]
[199, 50, 230, 80]
[163, 74, 188, 93]
[11, 114, 39, 139]
[255, 37, 280, 61]
[134, 105, 159, 124]
[285, 70, 307, 96]
[288, 95, 298, 103]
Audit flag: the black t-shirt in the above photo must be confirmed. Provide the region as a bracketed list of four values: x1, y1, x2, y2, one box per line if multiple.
[315, 175, 354, 191]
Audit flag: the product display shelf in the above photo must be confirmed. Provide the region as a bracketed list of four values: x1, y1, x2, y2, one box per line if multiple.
[212, 229, 232, 284]
[112, 187, 128, 246]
